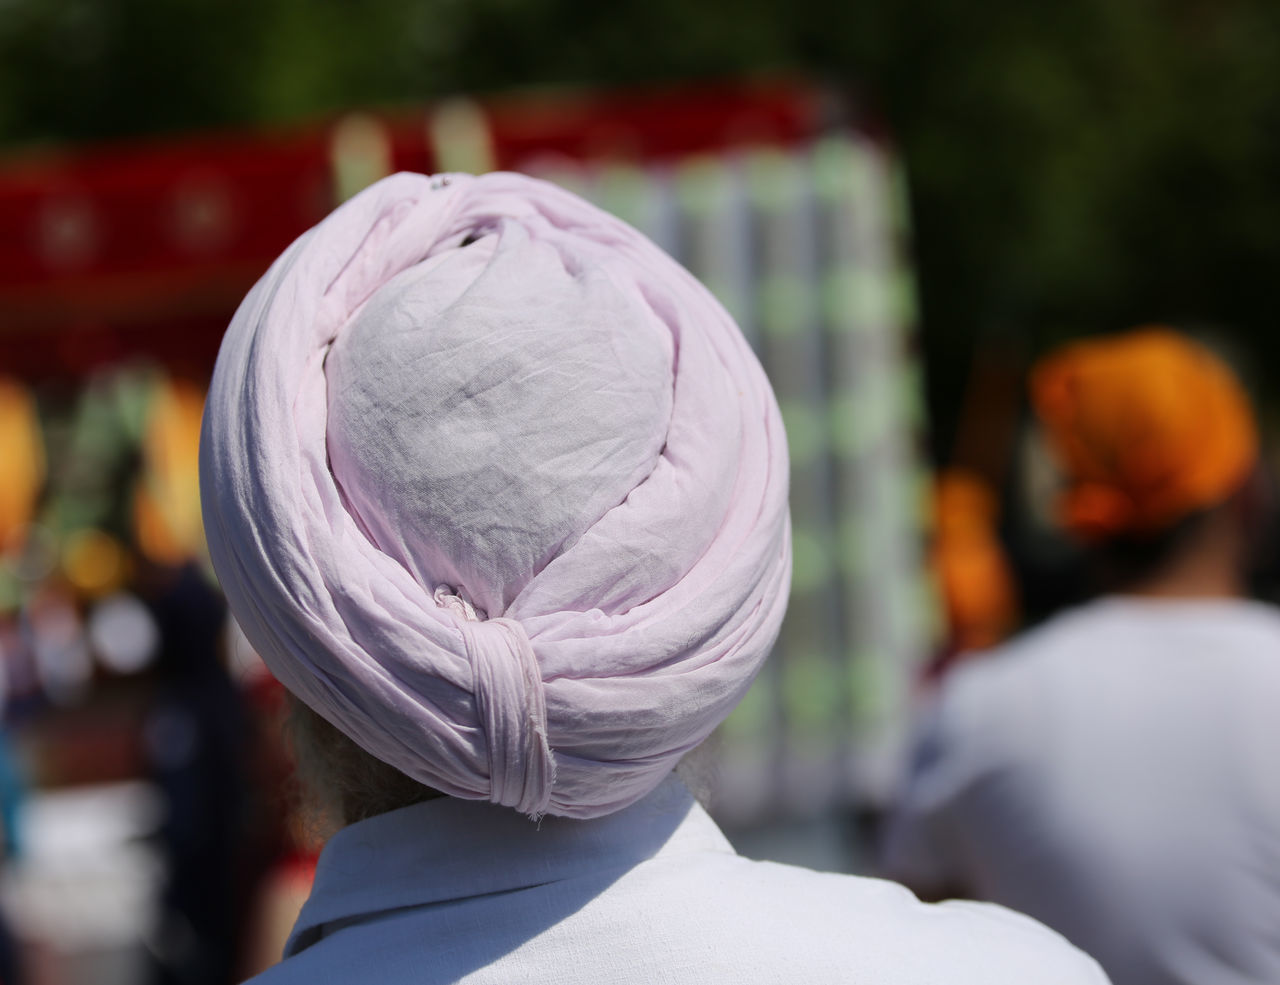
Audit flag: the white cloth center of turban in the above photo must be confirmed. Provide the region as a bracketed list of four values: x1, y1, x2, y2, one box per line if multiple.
[326, 226, 672, 619]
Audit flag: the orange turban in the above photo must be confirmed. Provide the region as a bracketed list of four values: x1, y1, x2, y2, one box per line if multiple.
[134, 378, 207, 566]
[931, 469, 1018, 651]
[0, 378, 44, 552]
[1030, 327, 1257, 541]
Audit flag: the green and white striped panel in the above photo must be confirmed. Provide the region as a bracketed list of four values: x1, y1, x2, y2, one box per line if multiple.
[528, 137, 932, 822]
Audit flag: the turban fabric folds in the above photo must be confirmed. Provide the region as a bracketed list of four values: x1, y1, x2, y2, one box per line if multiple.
[200, 172, 790, 819]
[1030, 327, 1256, 542]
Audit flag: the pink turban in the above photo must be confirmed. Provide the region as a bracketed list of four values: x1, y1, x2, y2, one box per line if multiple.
[200, 172, 790, 819]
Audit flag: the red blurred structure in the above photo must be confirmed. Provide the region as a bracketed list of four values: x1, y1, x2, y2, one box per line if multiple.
[0, 80, 829, 380]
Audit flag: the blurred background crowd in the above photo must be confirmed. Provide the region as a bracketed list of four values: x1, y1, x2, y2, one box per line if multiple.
[1, 2, 1279, 984]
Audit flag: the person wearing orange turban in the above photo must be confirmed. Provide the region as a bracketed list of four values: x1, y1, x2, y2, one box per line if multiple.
[883, 327, 1280, 985]
[1030, 327, 1257, 546]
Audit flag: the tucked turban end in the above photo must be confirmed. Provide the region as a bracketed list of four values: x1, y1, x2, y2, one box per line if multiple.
[1030, 327, 1257, 542]
[200, 171, 790, 819]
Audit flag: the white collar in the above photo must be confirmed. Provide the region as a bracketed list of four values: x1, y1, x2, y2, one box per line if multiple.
[286, 776, 733, 956]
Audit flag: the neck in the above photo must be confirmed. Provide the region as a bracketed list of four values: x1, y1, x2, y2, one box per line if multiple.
[1119, 507, 1248, 601]
[1122, 563, 1247, 601]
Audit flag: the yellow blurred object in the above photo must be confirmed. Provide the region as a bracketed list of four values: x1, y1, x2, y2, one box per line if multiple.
[931, 469, 1018, 652]
[0, 378, 45, 553]
[134, 379, 207, 565]
[1031, 327, 1256, 541]
[63, 528, 129, 597]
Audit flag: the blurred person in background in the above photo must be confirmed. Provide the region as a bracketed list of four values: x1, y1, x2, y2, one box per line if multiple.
[235, 671, 323, 980]
[200, 171, 1108, 984]
[142, 562, 250, 985]
[0, 715, 23, 985]
[881, 327, 1280, 985]
[928, 468, 1020, 671]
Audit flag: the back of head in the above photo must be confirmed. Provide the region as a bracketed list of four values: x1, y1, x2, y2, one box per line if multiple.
[199, 172, 791, 821]
[1029, 326, 1258, 591]
[1031, 326, 1257, 542]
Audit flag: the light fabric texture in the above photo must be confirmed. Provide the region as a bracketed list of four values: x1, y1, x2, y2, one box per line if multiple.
[882, 597, 1280, 985]
[1030, 328, 1256, 541]
[247, 776, 1108, 985]
[200, 171, 790, 820]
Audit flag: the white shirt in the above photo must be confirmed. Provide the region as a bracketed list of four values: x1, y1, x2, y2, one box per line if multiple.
[882, 597, 1280, 985]
[249, 776, 1106, 984]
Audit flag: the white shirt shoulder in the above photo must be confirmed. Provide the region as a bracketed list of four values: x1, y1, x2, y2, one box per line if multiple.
[247, 778, 1109, 984]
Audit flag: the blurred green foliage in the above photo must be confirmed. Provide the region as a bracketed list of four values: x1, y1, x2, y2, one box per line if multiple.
[3, 0, 1278, 455]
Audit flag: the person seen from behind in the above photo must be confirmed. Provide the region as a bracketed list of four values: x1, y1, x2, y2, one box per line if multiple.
[200, 171, 1108, 984]
[881, 327, 1280, 985]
